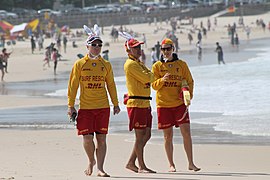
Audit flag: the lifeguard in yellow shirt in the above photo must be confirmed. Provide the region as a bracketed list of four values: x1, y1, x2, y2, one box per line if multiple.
[67, 25, 120, 177]
[152, 38, 200, 172]
[119, 32, 156, 173]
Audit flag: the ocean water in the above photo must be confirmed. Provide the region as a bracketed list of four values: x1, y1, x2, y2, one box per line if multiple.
[0, 39, 270, 144]
[190, 47, 270, 137]
[44, 46, 270, 138]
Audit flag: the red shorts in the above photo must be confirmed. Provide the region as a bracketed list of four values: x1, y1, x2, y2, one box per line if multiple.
[76, 108, 110, 135]
[157, 104, 190, 129]
[127, 107, 152, 131]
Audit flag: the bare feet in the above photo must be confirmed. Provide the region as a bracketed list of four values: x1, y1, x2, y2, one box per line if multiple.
[126, 164, 139, 173]
[188, 164, 201, 172]
[138, 168, 156, 173]
[169, 165, 176, 172]
[84, 160, 96, 176]
[97, 171, 110, 177]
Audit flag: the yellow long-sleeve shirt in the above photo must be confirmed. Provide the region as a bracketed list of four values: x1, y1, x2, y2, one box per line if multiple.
[68, 54, 119, 109]
[152, 58, 194, 108]
[124, 56, 155, 108]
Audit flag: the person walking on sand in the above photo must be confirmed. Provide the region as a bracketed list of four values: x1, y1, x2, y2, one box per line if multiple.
[67, 24, 120, 177]
[119, 32, 156, 173]
[63, 35, 68, 53]
[30, 35, 36, 54]
[0, 53, 5, 81]
[1, 48, 12, 73]
[151, 47, 157, 65]
[51, 48, 58, 75]
[43, 47, 50, 69]
[155, 41, 161, 60]
[215, 42, 225, 65]
[152, 38, 200, 172]
[188, 32, 193, 45]
[196, 41, 202, 62]
[141, 49, 146, 64]
[142, 33, 147, 48]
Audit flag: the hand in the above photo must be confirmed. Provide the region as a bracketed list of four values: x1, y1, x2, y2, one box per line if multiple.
[67, 107, 77, 118]
[162, 73, 170, 82]
[113, 106, 121, 115]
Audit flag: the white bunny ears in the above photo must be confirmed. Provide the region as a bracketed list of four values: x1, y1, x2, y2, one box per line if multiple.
[83, 24, 102, 45]
[118, 31, 133, 41]
[119, 31, 144, 50]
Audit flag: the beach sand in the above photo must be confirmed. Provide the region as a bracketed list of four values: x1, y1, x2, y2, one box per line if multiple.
[1, 12, 270, 179]
[0, 129, 270, 180]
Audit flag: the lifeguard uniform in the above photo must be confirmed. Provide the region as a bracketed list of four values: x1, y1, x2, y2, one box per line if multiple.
[124, 55, 155, 131]
[152, 54, 194, 129]
[68, 54, 119, 135]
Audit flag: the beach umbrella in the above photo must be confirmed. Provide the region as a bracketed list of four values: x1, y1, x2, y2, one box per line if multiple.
[0, 21, 13, 32]
[10, 23, 28, 34]
[61, 25, 69, 32]
[27, 19, 39, 32]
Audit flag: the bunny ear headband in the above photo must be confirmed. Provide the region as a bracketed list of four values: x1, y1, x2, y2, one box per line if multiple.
[119, 31, 144, 50]
[83, 24, 102, 46]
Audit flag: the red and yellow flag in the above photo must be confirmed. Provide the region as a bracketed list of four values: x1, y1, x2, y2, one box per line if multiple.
[228, 6, 235, 13]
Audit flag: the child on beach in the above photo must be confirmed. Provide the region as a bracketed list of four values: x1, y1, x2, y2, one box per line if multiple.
[43, 47, 50, 69]
[1, 48, 12, 73]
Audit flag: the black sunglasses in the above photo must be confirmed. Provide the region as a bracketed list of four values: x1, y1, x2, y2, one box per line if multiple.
[90, 43, 102, 47]
[161, 46, 173, 51]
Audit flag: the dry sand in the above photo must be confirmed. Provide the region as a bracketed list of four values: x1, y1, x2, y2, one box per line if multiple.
[0, 12, 270, 179]
[0, 129, 269, 180]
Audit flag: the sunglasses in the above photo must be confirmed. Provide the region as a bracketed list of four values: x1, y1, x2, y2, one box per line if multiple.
[90, 43, 102, 47]
[161, 46, 173, 51]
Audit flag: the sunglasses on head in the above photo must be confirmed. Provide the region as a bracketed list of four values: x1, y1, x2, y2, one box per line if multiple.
[90, 43, 102, 47]
[161, 46, 173, 51]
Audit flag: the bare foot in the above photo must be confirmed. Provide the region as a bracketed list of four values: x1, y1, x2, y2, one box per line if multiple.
[138, 168, 156, 173]
[169, 165, 176, 172]
[126, 164, 139, 173]
[188, 164, 201, 172]
[97, 171, 110, 177]
[84, 160, 96, 176]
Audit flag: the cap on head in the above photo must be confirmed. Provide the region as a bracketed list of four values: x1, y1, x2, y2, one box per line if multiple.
[125, 38, 144, 50]
[86, 35, 103, 46]
[161, 38, 174, 46]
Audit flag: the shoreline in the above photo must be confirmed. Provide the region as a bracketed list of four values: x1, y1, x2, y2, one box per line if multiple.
[1, 104, 270, 146]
